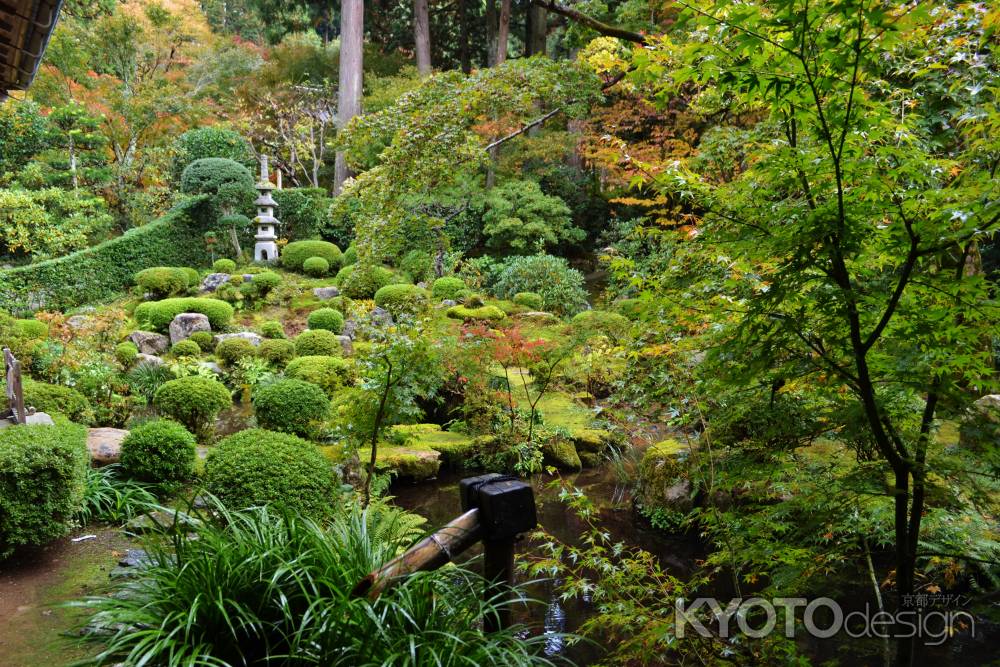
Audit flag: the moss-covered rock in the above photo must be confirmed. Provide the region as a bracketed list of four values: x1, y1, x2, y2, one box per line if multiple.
[389, 424, 477, 467]
[542, 436, 582, 471]
[358, 445, 441, 481]
[446, 304, 506, 322]
[636, 439, 692, 514]
[573, 428, 613, 454]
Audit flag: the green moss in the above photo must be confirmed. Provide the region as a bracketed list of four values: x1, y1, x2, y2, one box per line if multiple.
[542, 437, 582, 471]
[636, 439, 690, 511]
[358, 445, 441, 480]
[573, 428, 613, 453]
[389, 424, 477, 466]
[446, 304, 506, 321]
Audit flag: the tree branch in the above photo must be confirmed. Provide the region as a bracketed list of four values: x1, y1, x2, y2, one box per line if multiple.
[532, 0, 647, 45]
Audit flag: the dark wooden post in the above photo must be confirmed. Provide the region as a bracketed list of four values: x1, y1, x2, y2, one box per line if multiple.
[3, 347, 25, 424]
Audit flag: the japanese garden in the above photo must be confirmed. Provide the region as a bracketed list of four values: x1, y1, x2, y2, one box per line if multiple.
[0, 0, 997, 665]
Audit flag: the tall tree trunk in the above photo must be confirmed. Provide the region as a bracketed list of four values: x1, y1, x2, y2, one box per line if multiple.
[526, 4, 546, 56]
[495, 0, 511, 64]
[458, 0, 470, 73]
[68, 134, 78, 191]
[413, 0, 432, 76]
[486, 0, 498, 66]
[334, 0, 364, 196]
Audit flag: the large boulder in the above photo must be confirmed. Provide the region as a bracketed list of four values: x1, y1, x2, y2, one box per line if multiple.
[959, 395, 1000, 453]
[87, 427, 129, 466]
[135, 353, 164, 368]
[542, 436, 582, 471]
[129, 330, 169, 355]
[169, 312, 211, 345]
[313, 286, 340, 300]
[636, 439, 692, 515]
[200, 273, 231, 292]
[213, 331, 263, 347]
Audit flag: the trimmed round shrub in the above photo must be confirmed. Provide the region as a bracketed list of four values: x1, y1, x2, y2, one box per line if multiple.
[431, 276, 467, 301]
[171, 339, 201, 357]
[257, 338, 296, 366]
[303, 256, 329, 277]
[295, 329, 341, 357]
[285, 355, 354, 396]
[189, 331, 215, 352]
[181, 267, 200, 288]
[374, 284, 429, 317]
[15, 318, 48, 339]
[134, 298, 234, 332]
[260, 320, 286, 339]
[253, 379, 330, 437]
[215, 337, 255, 366]
[446, 304, 506, 322]
[135, 267, 189, 298]
[492, 254, 589, 316]
[250, 271, 281, 296]
[17, 378, 93, 424]
[180, 157, 254, 196]
[119, 419, 196, 484]
[307, 307, 344, 333]
[571, 310, 631, 341]
[213, 258, 237, 274]
[341, 244, 358, 266]
[0, 418, 88, 559]
[282, 240, 342, 272]
[335, 263, 397, 299]
[171, 127, 254, 181]
[204, 429, 337, 520]
[115, 341, 139, 367]
[153, 376, 232, 437]
[513, 291, 543, 310]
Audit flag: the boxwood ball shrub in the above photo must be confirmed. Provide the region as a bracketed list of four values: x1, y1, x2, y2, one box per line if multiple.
[257, 338, 296, 366]
[171, 126, 254, 181]
[295, 329, 341, 356]
[189, 331, 214, 352]
[341, 244, 358, 266]
[215, 336, 255, 366]
[282, 240, 342, 272]
[119, 419, 196, 484]
[181, 267, 200, 288]
[335, 263, 397, 299]
[285, 355, 354, 396]
[153, 375, 232, 437]
[374, 284, 429, 317]
[253, 379, 330, 437]
[492, 254, 589, 316]
[307, 307, 344, 333]
[0, 418, 88, 559]
[513, 291, 544, 310]
[134, 267, 190, 298]
[180, 157, 254, 196]
[446, 304, 506, 322]
[204, 429, 337, 519]
[431, 276, 467, 301]
[133, 297, 234, 332]
[171, 339, 201, 357]
[212, 258, 237, 274]
[303, 256, 329, 277]
[250, 271, 281, 297]
[260, 320, 285, 339]
[115, 341, 139, 367]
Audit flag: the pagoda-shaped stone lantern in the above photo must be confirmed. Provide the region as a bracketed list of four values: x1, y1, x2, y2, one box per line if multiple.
[253, 156, 280, 263]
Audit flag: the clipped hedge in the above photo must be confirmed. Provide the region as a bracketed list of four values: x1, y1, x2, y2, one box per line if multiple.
[153, 375, 232, 437]
[253, 379, 330, 437]
[0, 378, 95, 425]
[0, 417, 89, 559]
[295, 329, 342, 357]
[303, 256, 329, 277]
[334, 263, 399, 299]
[0, 196, 215, 314]
[374, 284, 429, 317]
[513, 291, 544, 310]
[257, 338, 296, 366]
[134, 297, 234, 332]
[204, 429, 338, 520]
[120, 419, 197, 484]
[307, 307, 344, 333]
[282, 240, 342, 272]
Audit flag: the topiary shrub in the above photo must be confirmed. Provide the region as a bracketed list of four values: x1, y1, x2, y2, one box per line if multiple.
[171, 127, 254, 181]
[571, 310, 631, 341]
[492, 254, 589, 316]
[133, 298, 234, 332]
[282, 240, 342, 272]
[171, 339, 201, 357]
[249, 271, 281, 297]
[335, 263, 399, 299]
[14, 318, 48, 339]
[204, 429, 338, 520]
[135, 267, 190, 298]
[215, 336, 255, 366]
[431, 276, 467, 301]
[153, 375, 232, 438]
[260, 320, 285, 339]
[374, 284, 429, 317]
[119, 419, 196, 484]
[189, 331, 214, 352]
[341, 244, 358, 266]
[253, 379, 330, 437]
[115, 341, 139, 367]
[302, 256, 329, 277]
[213, 258, 237, 274]
[180, 158, 254, 197]
[307, 307, 344, 333]
[257, 338, 296, 366]
[295, 329, 341, 357]
[513, 291, 543, 310]
[181, 267, 200, 289]
[446, 304, 507, 322]
[0, 418, 88, 559]
[285, 355, 354, 397]
[8, 378, 95, 424]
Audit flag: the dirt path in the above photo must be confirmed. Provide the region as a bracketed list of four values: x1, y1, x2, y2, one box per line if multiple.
[0, 528, 130, 667]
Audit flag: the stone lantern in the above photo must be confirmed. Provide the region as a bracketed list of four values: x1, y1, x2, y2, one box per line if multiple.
[253, 156, 280, 263]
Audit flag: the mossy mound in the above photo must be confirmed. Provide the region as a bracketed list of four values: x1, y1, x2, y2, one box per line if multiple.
[358, 445, 441, 481]
[636, 438, 691, 513]
[542, 436, 582, 471]
[389, 424, 477, 466]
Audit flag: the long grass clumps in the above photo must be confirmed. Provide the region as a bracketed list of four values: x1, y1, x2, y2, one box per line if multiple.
[134, 297, 234, 332]
[75, 465, 158, 526]
[79, 500, 558, 666]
